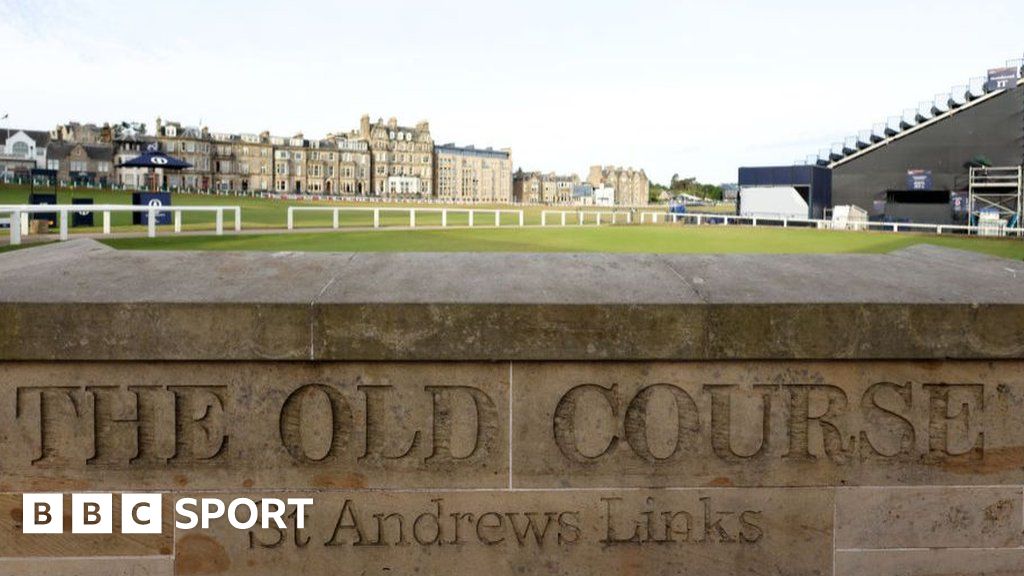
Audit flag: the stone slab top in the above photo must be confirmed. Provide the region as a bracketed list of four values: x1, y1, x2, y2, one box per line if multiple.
[0, 239, 1022, 361]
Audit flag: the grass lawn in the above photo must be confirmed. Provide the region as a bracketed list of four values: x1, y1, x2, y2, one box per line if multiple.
[100, 225, 1024, 259]
[0, 184, 688, 232]
[0, 241, 53, 254]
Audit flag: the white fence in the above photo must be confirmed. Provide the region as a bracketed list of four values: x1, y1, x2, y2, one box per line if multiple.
[0, 204, 241, 246]
[540, 209, 1024, 238]
[286, 206, 525, 230]
[669, 213, 1024, 236]
[541, 210, 642, 226]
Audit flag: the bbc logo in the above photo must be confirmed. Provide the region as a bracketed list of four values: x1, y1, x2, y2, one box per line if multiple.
[22, 493, 162, 534]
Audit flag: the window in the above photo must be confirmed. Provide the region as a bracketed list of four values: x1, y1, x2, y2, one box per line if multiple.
[70, 160, 87, 172]
[12, 142, 29, 157]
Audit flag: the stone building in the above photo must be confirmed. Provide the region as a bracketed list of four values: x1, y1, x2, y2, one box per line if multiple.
[304, 139, 338, 194]
[45, 142, 113, 186]
[109, 123, 157, 190]
[51, 122, 105, 145]
[513, 170, 579, 204]
[238, 132, 273, 193]
[350, 115, 433, 196]
[154, 119, 212, 191]
[210, 132, 241, 193]
[586, 166, 650, 206]
[210, 131, 273, 193]
[333, 137, 372, 195]
[271, 134, 308, 194]
[434, 144, 513, 202]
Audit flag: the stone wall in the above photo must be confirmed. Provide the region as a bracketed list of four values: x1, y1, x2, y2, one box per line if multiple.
[1, 240, 1023, 575]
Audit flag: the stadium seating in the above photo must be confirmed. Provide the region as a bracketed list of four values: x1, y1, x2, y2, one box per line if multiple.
[800, 57, 1024, 168]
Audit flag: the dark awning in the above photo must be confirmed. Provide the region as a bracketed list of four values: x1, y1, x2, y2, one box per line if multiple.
[118, 151, 192, 170]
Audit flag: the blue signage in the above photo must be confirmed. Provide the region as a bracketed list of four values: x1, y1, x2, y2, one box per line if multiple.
[985, 66, 1020, 91]
[906, 169, 933, 191]
[71, 198, 94, 227]
[132, 192, 172, 225]
[29, 193, 57, 225]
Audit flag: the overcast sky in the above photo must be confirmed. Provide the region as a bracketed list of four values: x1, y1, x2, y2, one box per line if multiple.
[1, 0, 1021, 184]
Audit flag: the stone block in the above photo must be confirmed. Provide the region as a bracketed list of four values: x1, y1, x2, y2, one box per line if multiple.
[512, 361, 1024, 488]
[172, 489, 833, 576]
[836, 487, 1022, 549]
[0, 362, 508, 491]
[835, 549, 1024, 575]
[0, 493, 172, 557]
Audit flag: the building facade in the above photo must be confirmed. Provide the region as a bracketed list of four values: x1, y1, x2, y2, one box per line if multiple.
[0, 129, 50, 180]
[587, 166, 650, 205]
[271, 135, 308, 194]
[513, 170, 579, 203]
[351, 115, 433, 196]
[235, 132, 274, 193]
[26, 115, 653, 205]
[46, 142, 113, 186]
[434, 144, 513, 202]
[154, 119, 213, 191]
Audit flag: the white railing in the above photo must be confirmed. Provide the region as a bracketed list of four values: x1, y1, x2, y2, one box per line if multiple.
[538, 209, 1024, 238]
[671, 212, 1024, 237]
[0, 204, 242, 245]
[540, 210, 637, 226]
[286, 206, 525, 230]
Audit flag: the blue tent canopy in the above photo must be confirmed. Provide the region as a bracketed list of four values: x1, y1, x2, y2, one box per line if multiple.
[118, 150, 192, 170]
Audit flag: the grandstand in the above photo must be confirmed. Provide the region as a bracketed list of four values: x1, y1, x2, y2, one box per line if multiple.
[740, 56, 1024, 227]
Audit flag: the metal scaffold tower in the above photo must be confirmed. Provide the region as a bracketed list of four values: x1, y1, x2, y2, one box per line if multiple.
[968, 166, 1022, 231]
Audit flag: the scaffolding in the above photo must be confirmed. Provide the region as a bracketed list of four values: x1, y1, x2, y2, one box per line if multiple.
[968, 166, 1022, 230]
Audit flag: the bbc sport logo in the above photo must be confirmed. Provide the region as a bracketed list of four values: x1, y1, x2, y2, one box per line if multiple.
[21, 494, 313, 534]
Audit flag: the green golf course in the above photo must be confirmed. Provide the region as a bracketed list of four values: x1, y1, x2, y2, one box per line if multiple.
[1, 184, 708, 231]
[5, 184, 1023, 259]
[100, 226, 1024, 259]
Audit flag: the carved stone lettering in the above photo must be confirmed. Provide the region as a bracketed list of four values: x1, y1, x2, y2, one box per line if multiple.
[515, 362, 1021, 488]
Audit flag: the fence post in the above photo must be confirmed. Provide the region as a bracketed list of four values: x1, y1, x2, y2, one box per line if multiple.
[235, 208, 242, 232]
[287, 208, 294, 230]
[640, 213, 645, 224]
[597, 213, 602, 226]
[174, 211, 182, 233]
[695, 214, 701, 225]
[442, 209, 448, 227]
[58, 209, 69, 241]
[519, 211, 524, 227]
[410, 209, 416, 228]
[469, 210, 474, 227]
[496, 211, 501, 227]
[148, 209, 157, 238]
[21, 212, 28, 234]
[752, 217, 757, 227]
[561, 212, 567, 227]
[333, 209, 339, 229]
[10, 210, 21, 245]
[103, 211, 111, 234]
[374, 209, 380, 228]
[216, 209, 224, 236]
[627, 212, 633, 224]
[783, 218, 788, 228]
